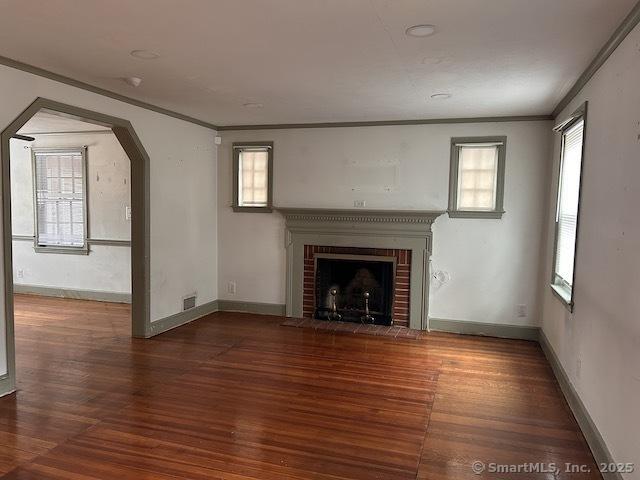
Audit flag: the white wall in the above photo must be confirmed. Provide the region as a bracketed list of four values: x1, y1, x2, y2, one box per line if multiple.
[218, 120, 552, 327]
[0, 64, 218, 376]
[10, 131, 131, 294]
[540, 24, 640, 478]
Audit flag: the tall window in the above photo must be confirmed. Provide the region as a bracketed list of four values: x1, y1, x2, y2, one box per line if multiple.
[33, 147, 88, 253]
[448, 137, 506, 218]
[552, 108, 586, 308]
[232, 142, 273, 212]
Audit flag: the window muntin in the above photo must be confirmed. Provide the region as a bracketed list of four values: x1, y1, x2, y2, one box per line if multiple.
[448, 137, 506, 218]
[33, 148, 87, 250]
[232, 143, 273, 211]
[552, 118, 585, 300]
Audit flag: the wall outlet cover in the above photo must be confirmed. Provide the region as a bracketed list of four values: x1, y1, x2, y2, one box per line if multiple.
[354, 200, 366, 208]
[227, 281, 236, 294]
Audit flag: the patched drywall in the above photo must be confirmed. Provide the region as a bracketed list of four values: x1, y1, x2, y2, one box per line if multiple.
[540, 23, 640, 479]
[218, 120, 552, 328]
[10, 131, 131, 294]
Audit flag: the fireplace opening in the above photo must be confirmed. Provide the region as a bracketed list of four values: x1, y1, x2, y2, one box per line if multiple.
[314, 254, 395, 325]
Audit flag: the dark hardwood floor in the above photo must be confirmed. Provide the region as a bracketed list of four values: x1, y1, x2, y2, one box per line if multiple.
[0, 294, 600, 479]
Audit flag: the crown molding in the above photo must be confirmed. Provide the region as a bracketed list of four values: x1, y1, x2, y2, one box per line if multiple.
[0, 55, 219, 131]
[552, 0, 640, 118]
[217, 115, 553, 131]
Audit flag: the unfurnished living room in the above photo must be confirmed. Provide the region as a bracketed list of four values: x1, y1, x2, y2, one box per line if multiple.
[0, 1, 638, 479]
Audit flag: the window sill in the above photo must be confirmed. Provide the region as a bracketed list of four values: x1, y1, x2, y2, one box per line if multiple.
[34, 246, 89, 255]
[447, 210, 505, 219]
[232, 206, 273, 213]
[550, 283, 573, 312]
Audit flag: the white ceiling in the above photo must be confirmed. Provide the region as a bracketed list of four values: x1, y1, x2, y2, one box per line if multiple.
[18, 112, 111, 134]
[0, 0, 635, 126]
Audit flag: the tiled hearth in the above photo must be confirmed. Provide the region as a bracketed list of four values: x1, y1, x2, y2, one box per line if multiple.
[302, 245, 411, 327]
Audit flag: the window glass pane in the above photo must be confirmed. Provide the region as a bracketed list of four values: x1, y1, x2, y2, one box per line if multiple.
[34, 150, 85, 248]
[456, 145, 499, 211]
[554, 119, 584, 288]
[238, 149, 269, 207]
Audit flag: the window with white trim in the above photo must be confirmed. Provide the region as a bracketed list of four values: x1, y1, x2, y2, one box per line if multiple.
[552, 115, 585, 307]
[448, 137, 506, 218]
[33, 147, 88, 252]
[232, 142, 273, 211]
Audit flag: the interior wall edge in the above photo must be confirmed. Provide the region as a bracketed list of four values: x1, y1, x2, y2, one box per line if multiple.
[552, 0, 640, 117]
[539, 330, 623, 480]
[0, 375, 13, 398]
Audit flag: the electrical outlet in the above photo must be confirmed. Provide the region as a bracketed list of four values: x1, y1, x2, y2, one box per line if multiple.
[125, 206, 132, 221]
[354, 200, 366, 208]
[516, 304, 527, 317]
[16, 269, 24, 279]
[227, 281, 236, 295]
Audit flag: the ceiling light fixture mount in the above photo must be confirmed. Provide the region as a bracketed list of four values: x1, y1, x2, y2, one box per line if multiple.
[130, 49, 160, 60]
[405, 24, 437, 38]
[430, 93, 452, 100]
[123, 76, 143, 88]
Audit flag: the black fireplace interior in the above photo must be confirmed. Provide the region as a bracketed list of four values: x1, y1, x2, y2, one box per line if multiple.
[315, 256, 394, 325]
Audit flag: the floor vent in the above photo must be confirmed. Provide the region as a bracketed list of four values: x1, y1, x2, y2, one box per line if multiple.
[183, 294, 197, 311]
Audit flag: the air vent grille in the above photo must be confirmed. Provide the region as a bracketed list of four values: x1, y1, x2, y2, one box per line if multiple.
[183, 295, 196, 311]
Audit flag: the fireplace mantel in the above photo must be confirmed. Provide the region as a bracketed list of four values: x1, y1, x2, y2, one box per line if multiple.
[276, 208, 444, 226]
[277, 207, 445, 330]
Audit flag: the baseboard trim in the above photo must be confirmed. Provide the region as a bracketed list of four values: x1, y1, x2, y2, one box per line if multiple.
[148, 299, 219, 337]
[539, 331, 622, 480]
[14, 284, 131, 304]
[216, 300, 286, 316]
[429, 317, 540, 341]
[0, 375, 15, 398]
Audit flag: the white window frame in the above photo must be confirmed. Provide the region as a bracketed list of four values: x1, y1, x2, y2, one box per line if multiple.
[448, 136, 507, 219]
[232, 142, 273, 212]
[32, 147, 89, 254]
[550, 103, 587, 310]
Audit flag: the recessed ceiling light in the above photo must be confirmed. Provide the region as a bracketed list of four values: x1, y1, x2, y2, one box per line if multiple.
[430, 93, 452, 100]
[405, 24, 436, 38]
[242, 102, 264, 109]
[130, 49, 160, 60]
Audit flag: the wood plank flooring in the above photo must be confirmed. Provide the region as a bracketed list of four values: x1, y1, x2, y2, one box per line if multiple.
[0, 294, 600, 479]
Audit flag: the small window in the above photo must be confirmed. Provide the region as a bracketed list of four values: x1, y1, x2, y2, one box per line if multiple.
[32, 147, 88, 253]
[232, 142, 273, 212]
[448, 137, 506, 218]
[551, 105, 586, 309]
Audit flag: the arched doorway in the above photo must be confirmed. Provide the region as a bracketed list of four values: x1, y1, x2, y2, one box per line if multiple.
[0, 97, 151, 395]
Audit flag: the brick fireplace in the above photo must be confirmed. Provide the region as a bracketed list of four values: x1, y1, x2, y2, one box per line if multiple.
[303, 245, 411, 327]
[277, 208, 444, 330]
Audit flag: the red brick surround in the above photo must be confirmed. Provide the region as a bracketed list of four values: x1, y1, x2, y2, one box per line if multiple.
[303, 245, 411, 327]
